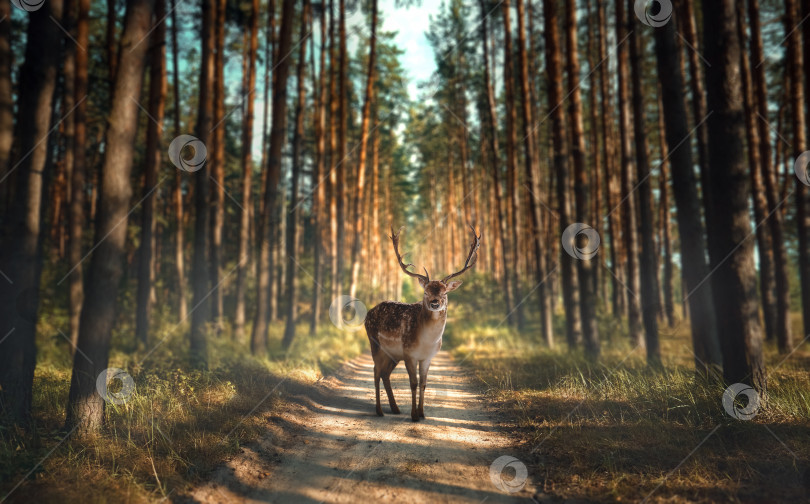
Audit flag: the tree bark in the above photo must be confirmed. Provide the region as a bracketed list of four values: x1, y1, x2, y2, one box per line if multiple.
[282, 0, 311, 350]
[564, 0, 598, 358]
[0, 0, 64, 425]
[252, 0, 296, 354]
[64, 0, 154, 433]
[65, 0, 83, 351]
[208, 0, 227, 329]
[786, 0, 806, 352]
[517, 0, 552, 347]
[136, 0, 167, 346]
[333, 0, 347, 302]
[629, 20, 660, 365]
[170, 0, 187, 322]
[656, 94, 675, 328]
[311, 0, 328, 335]
[348, 0, 378, 301]
[679, 0, 713, 227]
[748, 0, 792, 351]
[736, 1, 776, 345]
[0, 0, 13, 215]
[596, 0, 621, 317]
[544, 0, 581, 348]
[478, 0, 514, 326]
[235, 0, 260, 343]
[616, 0, 642, 346]
[654, 18, 722, 372]
[701, 0, 766, 391]
[190, 0, 215, 367]
[502, 0, 524, 330]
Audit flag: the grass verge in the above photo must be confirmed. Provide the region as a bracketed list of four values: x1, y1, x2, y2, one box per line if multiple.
[0, 319, 367, 504]
[445, 313, 810, 503]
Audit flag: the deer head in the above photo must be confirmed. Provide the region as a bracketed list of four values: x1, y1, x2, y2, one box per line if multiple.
[389, 225, 482, 312]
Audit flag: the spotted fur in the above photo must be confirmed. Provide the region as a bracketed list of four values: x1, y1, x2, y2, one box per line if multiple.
[364, 280, 460, 421]
[368, 226, 480, 421]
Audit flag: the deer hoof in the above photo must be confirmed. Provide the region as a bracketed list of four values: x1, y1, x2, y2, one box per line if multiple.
[419, 410, 425, 418]
[390, 405, 401, 414]
[411, 411, 420, 422]
[376, 407, 384, 417]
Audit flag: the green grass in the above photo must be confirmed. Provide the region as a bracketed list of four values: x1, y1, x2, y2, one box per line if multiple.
[444, 310, 810, 503]
[0, 314, 367, 503]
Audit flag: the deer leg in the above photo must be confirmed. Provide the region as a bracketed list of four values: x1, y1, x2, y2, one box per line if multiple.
[381, 359, 400, 414]
[374, 362, 384, 416]
[403, 357, 419, 422]
[417, 359, 432, 418]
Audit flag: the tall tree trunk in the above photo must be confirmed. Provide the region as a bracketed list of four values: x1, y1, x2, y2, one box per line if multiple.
[478, 0, 514, 326]
[190, 0, 215, 367]
[654, 17, 721, 373]
[0, 0, 13, 215]
[68, 0, 90, 349]
[615, 0, 642, 346]
[656, 94, 675, 328]
[170, 0, 187, 322]
[517, 0, 552, 347]
[311, 0, 328, 335]
[596, 0, 621, 317]
[136, 0, 167, 346]
[209, 0, 227, 329]
[629, 20, 660, 365]
[586, 0, 603, 302]
[502, 0, 524, 330]
[804, 0, 810, 164]
[235, 0, 260, 343]
[252, 0, 295, 354]
[282, 0, 311, 350]
[564, 0, 598, 358]
[107, 0, 117, 85]
[679, 0, 713, 227]
[701, 0, 766, 391]
[748, 0, 792, 352]
[544, 0, 581, 348]
[328, 0, 339, 312]
[64, 0, 154, 433]
[333, 0, 347, 302]
[736, 1, 776, 344]
[348, 0, 378, 301]
[786, 0, 805, 352]
[0, 0, 63, 425]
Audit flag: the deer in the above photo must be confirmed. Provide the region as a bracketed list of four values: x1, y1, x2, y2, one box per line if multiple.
[364, 225, 481, 422]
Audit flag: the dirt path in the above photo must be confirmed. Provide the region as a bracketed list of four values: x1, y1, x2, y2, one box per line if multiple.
[184, 351, 535, 503]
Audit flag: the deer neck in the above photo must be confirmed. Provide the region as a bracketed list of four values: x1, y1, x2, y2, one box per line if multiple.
[420, 301, 446, 322]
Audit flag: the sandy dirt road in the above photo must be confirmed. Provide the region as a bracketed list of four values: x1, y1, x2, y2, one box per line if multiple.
[184, 351, 535, 503]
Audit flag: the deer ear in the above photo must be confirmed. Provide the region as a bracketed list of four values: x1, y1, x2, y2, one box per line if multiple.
[418, 277, 429, 288]
[444, 280, 462, 292]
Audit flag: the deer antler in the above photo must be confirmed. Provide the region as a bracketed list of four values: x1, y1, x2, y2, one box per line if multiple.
[389, 226, 430, 285]
[442, 225, 481, 284]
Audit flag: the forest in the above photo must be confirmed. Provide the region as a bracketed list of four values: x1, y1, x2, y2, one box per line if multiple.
[0, 0, 809, 502]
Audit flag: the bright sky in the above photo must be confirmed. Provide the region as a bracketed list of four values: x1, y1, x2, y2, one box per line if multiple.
[379, 0, 437, 97]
